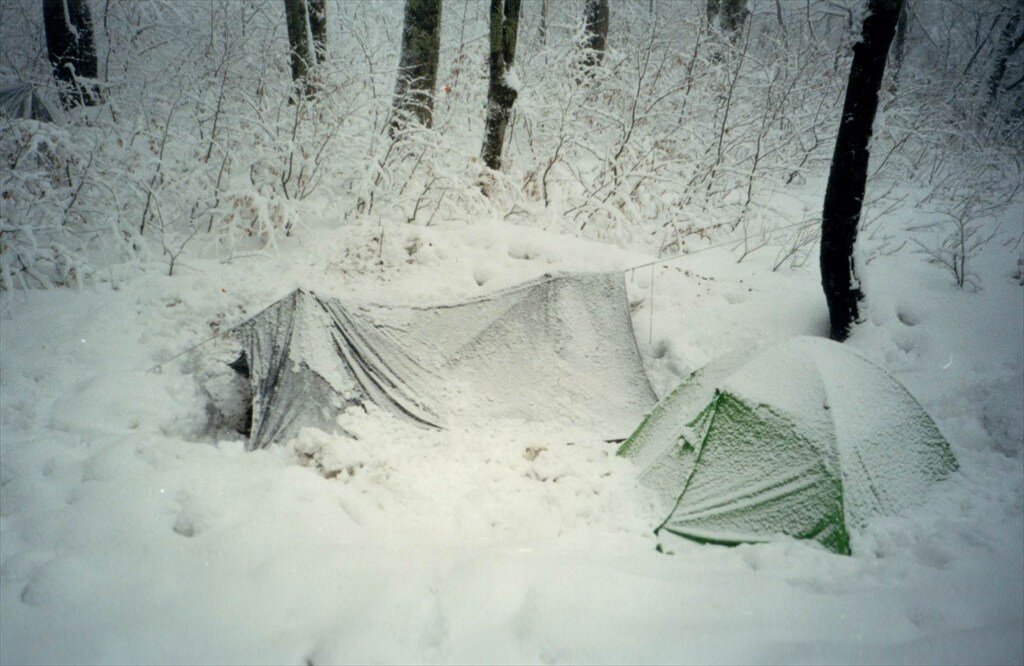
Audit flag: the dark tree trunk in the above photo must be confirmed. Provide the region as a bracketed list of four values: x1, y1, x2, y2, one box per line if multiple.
[539, 0, 548, 46]
[481, 0, 521, 172]
[284, 0, 314, 101]
[719, 0, 749, 37]
[988, 6, 1023, 106]
[307, 0, 327, 65]
[580, 0, 609, 70]
[889, 0, 908, 79]
[706, 0, 720, 26]
[774, 0, 787, 37]
[707, 0, 747, 37]
[391, 0, 443, 133]
[820, 0, 903, 342]
[43, 0, 99, 108]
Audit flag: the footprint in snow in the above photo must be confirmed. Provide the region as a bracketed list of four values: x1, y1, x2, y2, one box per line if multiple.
[897, 304, 922, 327]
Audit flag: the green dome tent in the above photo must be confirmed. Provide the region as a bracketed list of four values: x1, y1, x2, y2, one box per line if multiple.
[618, 337, 957, 555]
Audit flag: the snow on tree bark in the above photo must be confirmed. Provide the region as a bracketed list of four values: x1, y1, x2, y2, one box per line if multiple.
[707, 0, 748, 38]
[581, 0, 609, 70]
[481, 0, 521, 172]
[706, 0, 720, 26]
[391, 0, 443, 133]
[820, 0, 903, 342]
[42, 0, 99, 108]
[719, 0, 749, 37]
[539, 0, 549, 45]
[889, 0, 908, 86]
[284, 0, 314, 101]
[307, 0, 327, 65]
[987, 5, 1023, 106]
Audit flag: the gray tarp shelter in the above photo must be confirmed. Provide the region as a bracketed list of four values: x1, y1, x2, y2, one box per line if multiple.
[0, 84, 58, 122]
[230, 272, 657, 450]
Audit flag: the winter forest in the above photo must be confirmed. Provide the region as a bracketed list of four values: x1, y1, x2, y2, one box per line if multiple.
[1, 0, 1023, 662]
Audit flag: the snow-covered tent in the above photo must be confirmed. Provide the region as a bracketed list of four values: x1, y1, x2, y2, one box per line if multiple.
[0, 83, 58, 122]
[230, 272, 657, 450]
[618, 337, 958, 555]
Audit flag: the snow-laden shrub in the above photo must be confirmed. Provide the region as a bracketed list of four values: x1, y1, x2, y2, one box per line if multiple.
[0, 118, 140, 288]
[1, 0, 1020, 289]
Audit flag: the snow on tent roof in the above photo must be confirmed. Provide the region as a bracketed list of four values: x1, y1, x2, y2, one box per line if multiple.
[0, 83, 57, 123]
[618, 336, 958, 555]
[230, 271, 657, 450]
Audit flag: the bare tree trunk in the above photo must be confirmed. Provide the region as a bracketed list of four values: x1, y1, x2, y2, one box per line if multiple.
[481, 0, 521, 172]
[820, 0, 903, 342]
[539, 0, 550, 45]
[886, 0, 909, 92]
[42, 0, 99, 108]
[307, 0, 327, 65]
[720, 0, 749, 38]
[284, 0, 314, 101]
[988, 6, 1023, 106]
[706, 0, 720, 26]
[774, 0, 787, 38]
[580, 0, 609, 70]
[391, 0, 443, 133]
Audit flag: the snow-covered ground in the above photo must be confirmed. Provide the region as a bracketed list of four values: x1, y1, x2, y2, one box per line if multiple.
[2, 209, 1021, 664]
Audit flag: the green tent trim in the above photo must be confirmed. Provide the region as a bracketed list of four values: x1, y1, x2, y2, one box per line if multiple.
[634, 391, 851, 555]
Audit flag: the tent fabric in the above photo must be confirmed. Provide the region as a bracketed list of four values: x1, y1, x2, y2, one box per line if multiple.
[618, 336, 957, 555]
[231, 272, 657, 450]
[0, 84, 57, 123]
